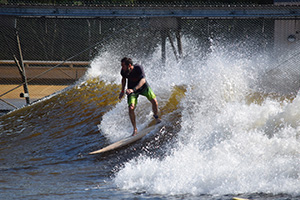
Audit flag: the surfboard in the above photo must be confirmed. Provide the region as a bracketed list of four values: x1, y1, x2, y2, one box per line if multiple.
[89, 125, 156, 155]
[232, 197, 250, 200]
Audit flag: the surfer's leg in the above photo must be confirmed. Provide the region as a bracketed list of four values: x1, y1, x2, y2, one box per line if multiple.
[128, 94, 138, 136]
[150, 98, 161, 124]
[128, 104, 137, 136]
[141, 86, 160, 123]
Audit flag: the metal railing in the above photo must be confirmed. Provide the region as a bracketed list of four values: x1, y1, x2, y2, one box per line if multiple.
[0, 60, 90, 68]
[0, 0, 274, 6]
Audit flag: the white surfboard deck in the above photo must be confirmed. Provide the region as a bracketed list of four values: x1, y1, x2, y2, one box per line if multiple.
[232, 197, 250, 200]
[89, 125, 156, 155]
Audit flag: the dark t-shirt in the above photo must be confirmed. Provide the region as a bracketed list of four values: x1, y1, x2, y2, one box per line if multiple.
[121, 64, 148, 91]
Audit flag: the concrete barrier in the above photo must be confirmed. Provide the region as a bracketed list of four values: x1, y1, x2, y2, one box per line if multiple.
[0, 60, 89, 85]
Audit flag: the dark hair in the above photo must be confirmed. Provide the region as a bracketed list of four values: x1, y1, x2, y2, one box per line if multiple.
[121, 57, 133, 66]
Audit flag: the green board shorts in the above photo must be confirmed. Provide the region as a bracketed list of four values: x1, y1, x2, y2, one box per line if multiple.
[127, 85, 156, 107]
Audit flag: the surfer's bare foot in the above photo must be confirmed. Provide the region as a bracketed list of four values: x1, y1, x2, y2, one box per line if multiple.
[155, 118, 161, 124]
[132, 128, 138, 136]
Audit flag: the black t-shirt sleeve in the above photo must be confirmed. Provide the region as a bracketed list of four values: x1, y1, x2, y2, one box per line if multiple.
[136, 65, 145, 79]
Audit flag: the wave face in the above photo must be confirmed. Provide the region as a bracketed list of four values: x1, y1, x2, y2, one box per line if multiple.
[92, 38, 300, 196]
[1, 32, 300, 198]
[84, 33, 300, 196]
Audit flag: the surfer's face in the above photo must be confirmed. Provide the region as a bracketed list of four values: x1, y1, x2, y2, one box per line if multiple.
[121, 62, 128, 71]
[122, 62, 132, 73]
[121, 62, 127, 71]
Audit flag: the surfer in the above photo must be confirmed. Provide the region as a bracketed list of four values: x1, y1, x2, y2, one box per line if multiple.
[119, 57, 161, 136]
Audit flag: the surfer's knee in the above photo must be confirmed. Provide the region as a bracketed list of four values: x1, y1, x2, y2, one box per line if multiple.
[128, 104, 135, 111]
[150, 98, 158, 106]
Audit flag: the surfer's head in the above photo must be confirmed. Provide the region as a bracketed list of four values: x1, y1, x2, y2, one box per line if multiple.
[121, 57, 133, 71]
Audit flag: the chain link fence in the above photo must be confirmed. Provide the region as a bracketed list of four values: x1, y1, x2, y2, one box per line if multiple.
[1, 5, 300, 112]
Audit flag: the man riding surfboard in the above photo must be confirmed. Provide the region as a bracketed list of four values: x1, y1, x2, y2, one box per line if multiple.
[119, 57, 161, 136]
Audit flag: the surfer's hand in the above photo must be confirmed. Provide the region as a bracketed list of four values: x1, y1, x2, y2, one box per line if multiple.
[119, 91, 124, 99]
[126, 89, 134, 95]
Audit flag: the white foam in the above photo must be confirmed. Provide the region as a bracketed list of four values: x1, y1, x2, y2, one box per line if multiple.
[86, 37, 300, 196]
[114, 93, 300, 196]
[86, 51, 122, 84]
[99, 97, 155, 142]
[112, 40, 300, 196]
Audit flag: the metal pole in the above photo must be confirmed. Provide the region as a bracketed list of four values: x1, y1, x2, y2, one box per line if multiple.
[15, 21, 30, 105]
[168, 31, 178, 62]
[87, 19, 92, 59]
[176, 18, 183, 59]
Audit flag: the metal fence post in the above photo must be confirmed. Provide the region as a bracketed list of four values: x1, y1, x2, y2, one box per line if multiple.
[15, 24, 30, 105]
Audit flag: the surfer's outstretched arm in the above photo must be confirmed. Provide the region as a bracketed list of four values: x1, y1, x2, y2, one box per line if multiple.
[119, 77, 126, 99]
